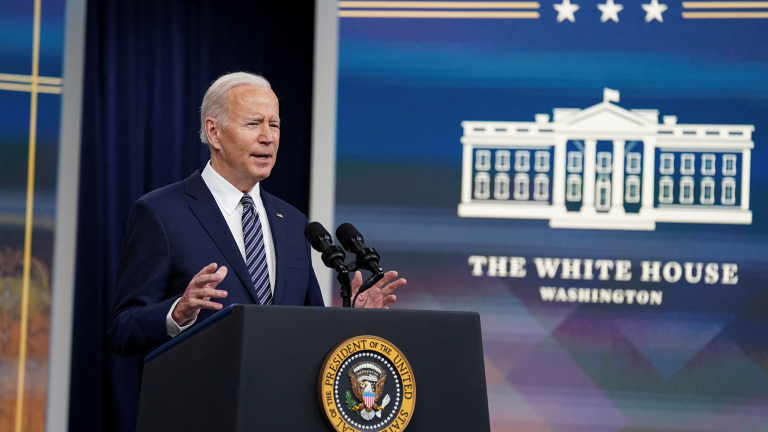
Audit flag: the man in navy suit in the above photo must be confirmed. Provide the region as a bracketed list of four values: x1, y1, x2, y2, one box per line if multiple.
[108, 73, 405, 357]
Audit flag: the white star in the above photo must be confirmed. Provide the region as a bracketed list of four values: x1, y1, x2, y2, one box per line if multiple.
[642, 0, 668, 22]
[597, 0, 624, 22]
[554, 0, 580, 22]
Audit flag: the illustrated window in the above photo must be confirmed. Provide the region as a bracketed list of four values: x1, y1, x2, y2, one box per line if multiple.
[660, 153, 674, 175]
[566, 175, 582, 202]
[534, 151, 551, 172]
[495, 150, 511, 172]
[494, 173, 510, 200]
[700, 177, 715, 205]
[533, 174, 550, 201]
[701, 154, 715, 175]
[625, 175, 641, 203]
[595, 176, 611, 211]
[659, 176, 674, 204]
[722, 154, 737, 176]
[513, 173, 530, 200]
[567, 152, 583, 174]
[681, 154, 695, 175]
[680, 176, 694, 204]
[596, 152, 612, 174]
[475, 150, 491, 171]
[722, 177, 736, 205]
[474, 172, 491, 199]
[626, 152, 641, 175]
[515, 151, 531, 172]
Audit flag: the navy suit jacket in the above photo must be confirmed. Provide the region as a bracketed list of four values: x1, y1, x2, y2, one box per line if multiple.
[107, 170, 324, 356]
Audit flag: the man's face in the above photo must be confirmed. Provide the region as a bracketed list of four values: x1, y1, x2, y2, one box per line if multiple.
[211, 85, 280, 186]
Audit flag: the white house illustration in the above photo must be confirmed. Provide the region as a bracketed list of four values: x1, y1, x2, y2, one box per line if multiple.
[458, 89, 753, 230]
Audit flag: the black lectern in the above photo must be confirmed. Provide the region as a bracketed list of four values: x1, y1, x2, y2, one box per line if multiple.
[137, 305, 490, 431]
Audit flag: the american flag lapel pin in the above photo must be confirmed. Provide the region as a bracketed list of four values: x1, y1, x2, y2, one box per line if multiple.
[276, 213, 283, 219]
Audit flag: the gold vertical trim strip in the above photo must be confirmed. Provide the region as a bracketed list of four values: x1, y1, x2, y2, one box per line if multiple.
[15, 0, 42, 429]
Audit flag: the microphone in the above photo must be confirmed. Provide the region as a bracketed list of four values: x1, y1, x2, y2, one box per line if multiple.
[335, 223, 382, 273]
[304, 222, 345, 270]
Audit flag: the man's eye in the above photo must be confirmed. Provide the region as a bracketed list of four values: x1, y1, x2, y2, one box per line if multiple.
[271, 124, 280, 129]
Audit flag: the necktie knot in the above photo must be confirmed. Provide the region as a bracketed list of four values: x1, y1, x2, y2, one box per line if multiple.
[241, 194, 255, 209]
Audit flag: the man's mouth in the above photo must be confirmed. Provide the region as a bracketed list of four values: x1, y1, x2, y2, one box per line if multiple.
[252, 154, 271, 160]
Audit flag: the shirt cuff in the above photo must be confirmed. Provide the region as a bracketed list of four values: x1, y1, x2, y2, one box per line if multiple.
[166, 297, 197, 337]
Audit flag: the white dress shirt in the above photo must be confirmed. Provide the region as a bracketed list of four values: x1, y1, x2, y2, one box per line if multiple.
[165, 161, 276, 336]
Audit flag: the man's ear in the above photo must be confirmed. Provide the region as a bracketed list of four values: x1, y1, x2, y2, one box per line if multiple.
[205, 117, 221, 150]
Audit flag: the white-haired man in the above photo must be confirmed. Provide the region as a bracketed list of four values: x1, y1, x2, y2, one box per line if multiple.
[108, 72, 405, 356]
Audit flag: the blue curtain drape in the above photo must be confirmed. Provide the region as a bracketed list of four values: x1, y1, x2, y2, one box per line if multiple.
[68, 1, 315, 430]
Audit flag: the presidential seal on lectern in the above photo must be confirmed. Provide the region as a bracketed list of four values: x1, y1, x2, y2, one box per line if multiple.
[319, 335, 416, 432]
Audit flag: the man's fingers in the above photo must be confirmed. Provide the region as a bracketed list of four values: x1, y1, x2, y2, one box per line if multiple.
[193, 266, 228, 287]
[194, 272, 224, 287]
[383, 294, 396, 306]
[350, 271, 363, 294]
[376, 271, 397, 286]
[195, 262, 218, 277]
[190, 263, 218, 282]
[380, 275, 406, 296]
[179, 265, 229, 320]
[200, 287, 228, 299]
[187, 298, 224, 311]
[382, 278, 406, 294]
[213, 266, 228, 283]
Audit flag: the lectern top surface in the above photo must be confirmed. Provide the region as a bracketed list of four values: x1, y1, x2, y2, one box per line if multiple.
[144, 304, 235, 363]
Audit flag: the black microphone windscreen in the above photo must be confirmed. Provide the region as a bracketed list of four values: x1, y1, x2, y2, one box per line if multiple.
[304, 222, 331, 247]
[335, 223, 362, 246]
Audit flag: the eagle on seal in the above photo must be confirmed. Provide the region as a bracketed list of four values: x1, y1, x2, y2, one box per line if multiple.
[348, 370, 387, 417]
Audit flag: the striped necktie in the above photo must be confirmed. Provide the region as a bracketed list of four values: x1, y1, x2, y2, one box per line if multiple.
[241, 194, 272, 305]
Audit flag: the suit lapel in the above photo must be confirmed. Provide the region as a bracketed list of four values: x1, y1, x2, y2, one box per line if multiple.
[185, 171, 260, 304]
[260, 189, 286, 305]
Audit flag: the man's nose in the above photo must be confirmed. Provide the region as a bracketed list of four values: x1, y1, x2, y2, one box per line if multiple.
[258, 123, 275, 143]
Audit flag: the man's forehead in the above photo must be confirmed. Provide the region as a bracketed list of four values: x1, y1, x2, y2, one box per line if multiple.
[227, 85, 278, 107]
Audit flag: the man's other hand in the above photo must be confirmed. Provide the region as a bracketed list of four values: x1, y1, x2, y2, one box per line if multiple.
[171, 263, 228, 325]
[351, 270, 405, 309]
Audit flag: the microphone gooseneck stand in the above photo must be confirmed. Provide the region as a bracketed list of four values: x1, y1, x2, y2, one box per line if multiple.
[335, 223, 386, 308]
[337, 260, 384, 308]
[322, 245, 354, 308]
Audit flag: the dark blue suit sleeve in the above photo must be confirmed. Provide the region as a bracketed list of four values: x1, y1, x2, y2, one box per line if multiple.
[107, 198, 176, 356]
[304, 265, 324, 306]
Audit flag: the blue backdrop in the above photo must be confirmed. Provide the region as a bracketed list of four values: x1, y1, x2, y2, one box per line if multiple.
[335, 2, 768, 431]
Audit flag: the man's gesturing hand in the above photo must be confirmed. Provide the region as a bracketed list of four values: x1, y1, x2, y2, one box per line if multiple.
[171, 263, 228, 326]
[350, 270, 405, 309]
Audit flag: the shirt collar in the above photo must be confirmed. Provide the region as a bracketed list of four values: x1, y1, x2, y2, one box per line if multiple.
[201, 161, 259, 215]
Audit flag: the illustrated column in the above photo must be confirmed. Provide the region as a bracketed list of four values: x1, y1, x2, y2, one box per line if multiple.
[741, 148, 751, 210]
[610, 140, 625, 215]
[552, 136, 567, 213]
[640, 137, 656, 215]
[581, 139, 597, 215]
[461, 141, 473, 203]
